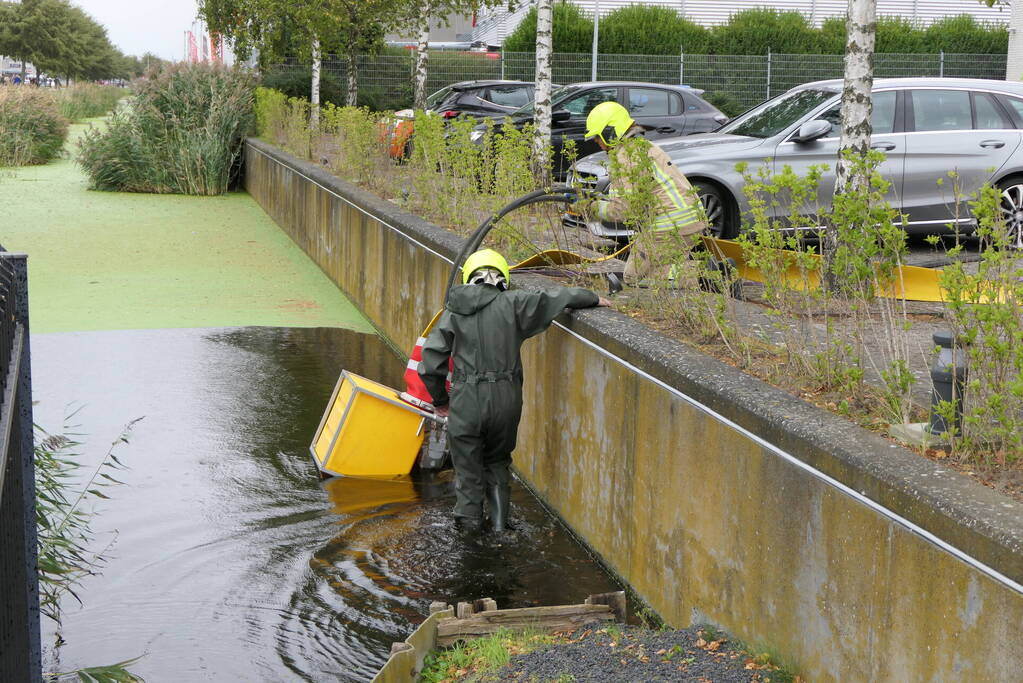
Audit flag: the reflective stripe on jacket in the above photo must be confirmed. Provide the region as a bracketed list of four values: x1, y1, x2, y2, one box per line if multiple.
[596, 135, 707, 235]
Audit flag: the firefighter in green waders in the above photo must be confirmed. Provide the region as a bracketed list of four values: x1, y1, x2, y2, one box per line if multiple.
[418, 249, 609, 533]
[582, 101, 708, 286]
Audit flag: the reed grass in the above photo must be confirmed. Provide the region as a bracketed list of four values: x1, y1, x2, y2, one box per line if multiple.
[76, 63, 255, 195]
[0, 87, 68, 166]
[54, 84, 126, 122]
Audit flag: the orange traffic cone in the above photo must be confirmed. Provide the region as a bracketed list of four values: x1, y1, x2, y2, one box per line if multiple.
[399, 312, 452, 411]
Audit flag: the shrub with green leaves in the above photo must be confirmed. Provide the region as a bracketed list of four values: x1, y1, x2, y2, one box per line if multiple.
[924, 15, 1008, 54]
[711, 9, 822, 55]
[76, 63, 255, 195]
[54, 83, 125, 122]
[0, 87, 68, 166]
[261, 67, 345, 106]
[502, 1, 593, 53]
[601, 5, 710, 55]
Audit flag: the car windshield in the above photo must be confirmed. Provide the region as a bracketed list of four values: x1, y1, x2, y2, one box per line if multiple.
[510, 84, 575, 117]
[426, 86, 453, 109]
[718, 88, 836, 138]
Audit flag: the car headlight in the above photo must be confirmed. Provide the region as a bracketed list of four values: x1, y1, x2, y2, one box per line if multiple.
[470, 130, 484, 143]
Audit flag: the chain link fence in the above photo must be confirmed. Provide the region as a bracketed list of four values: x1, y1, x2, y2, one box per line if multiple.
[271, 51, 1009, 112]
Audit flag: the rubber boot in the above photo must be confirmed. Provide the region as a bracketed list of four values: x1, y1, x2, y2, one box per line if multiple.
[486, 484, 511, 533]
[455, 516, 484, 534]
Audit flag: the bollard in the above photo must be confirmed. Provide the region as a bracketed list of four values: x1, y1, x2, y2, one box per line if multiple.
[927, 330, 968, 437]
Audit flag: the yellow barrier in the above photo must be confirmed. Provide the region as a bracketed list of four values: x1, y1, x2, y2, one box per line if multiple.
[509, 237, 950, 303]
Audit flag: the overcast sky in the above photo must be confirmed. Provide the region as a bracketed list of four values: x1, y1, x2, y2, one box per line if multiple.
[75, 0, 202, 61]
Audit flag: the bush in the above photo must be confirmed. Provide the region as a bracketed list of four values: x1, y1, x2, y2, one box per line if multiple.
[711, 9, 823, 55]
[924, 15, 1008, 54]
[503, 1, 593, 53]
[261, 67, 345, 106]
[702, 90, 744, 118]
[54, 83, 125, 121]
[0, 87, 68, 165]
[601, 5, 711, 55]
[76, 63, 255, 195]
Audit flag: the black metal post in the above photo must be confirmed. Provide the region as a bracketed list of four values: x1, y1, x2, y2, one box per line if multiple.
[0, 253, 41, 682]
[928, 330, 968, 438]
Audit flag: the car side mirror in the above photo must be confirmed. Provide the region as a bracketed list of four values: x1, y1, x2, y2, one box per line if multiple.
[552, 109, 571, 123]
[792, 119, 832, 143]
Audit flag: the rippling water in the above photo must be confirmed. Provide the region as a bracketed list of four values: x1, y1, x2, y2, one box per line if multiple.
[32, 327, 622, 681]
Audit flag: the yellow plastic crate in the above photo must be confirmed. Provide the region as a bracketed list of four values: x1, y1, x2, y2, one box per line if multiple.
[310, 370, 434, 478]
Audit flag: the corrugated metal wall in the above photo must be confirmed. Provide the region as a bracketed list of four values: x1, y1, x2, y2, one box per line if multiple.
[473, 0, 1010, 45]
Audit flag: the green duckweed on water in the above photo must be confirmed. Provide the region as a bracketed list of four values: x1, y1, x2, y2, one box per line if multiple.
[3, 119, 372, 334]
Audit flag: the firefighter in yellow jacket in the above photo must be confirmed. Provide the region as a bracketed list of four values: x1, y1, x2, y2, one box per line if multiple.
[581, 101, 707, 285]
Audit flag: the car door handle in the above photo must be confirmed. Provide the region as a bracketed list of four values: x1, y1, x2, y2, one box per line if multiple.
[870, 141, 896, 151]
[981, 139, 1006, 149]
[655, 126, 676, 134]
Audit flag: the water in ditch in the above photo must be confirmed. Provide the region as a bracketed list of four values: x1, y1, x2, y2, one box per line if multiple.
[31, 326, 623, 681]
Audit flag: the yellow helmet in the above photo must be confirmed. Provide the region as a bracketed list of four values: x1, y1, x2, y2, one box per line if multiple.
[585, 101, 634, 145]
[462, 248, 510, 286]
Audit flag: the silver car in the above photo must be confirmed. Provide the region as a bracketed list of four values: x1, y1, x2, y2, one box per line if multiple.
[567, 77, 1023, 245]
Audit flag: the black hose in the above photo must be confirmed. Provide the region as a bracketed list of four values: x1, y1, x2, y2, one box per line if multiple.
[444, 187, 580, 301]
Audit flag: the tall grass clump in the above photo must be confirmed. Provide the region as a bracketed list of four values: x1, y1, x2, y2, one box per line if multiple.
[36, 416, 145, 681]
[54, 83, 125, 122]
[0, 87, 68, 166]
[76, 63, 255, 195]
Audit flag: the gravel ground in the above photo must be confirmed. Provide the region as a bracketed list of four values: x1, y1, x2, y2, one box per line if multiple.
[488, 625, 788, 683]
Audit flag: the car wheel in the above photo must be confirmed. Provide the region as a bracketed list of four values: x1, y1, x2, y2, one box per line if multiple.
[998, 177, 1023, 248]
[693, 181, 737, 239]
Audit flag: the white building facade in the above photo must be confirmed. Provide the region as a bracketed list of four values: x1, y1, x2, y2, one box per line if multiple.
[472, 0, 1012, 47]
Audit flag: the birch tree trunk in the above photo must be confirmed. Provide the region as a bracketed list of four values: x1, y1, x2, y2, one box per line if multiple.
[825, 0, 876, 274]
[310, 35, 321, 128]
[532, 0, 554, 184]
[414, 0, 431, 110]
[1008, 0, 1023, 81]
[346, 41, 359, 106]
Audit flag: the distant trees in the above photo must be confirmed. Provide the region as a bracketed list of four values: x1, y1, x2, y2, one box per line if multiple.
[0, 0, 136, 82]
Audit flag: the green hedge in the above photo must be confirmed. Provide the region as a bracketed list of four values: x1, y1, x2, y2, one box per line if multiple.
[600, 5, 711, 55]
[261, 68, 345, 106]
[502, 1, 593, 53]
[503, 6, 1008, 56]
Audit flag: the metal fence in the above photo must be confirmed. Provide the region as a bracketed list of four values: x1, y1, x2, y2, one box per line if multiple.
[271, 51, 1009, 112]
[0, 250, 40, 683]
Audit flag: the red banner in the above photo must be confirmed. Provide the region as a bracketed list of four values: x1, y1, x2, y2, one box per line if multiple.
[211, 32, 223, 63]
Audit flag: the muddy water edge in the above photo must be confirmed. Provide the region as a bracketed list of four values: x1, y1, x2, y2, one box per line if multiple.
[32, 326, 624, 681]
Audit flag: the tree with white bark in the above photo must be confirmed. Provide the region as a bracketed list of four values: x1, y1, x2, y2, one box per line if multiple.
[825, 0, 876, 273]
[200, 0, 391, 110]
[533, 0, 554, 182]
[408, 1, 498, 111]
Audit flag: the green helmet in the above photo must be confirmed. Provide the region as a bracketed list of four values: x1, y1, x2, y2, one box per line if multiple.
[584, 101, 635, 146]
[462, 248, 510, 286]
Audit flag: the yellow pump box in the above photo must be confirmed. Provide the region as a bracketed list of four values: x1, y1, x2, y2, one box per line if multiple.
[310, 371, 437, 478]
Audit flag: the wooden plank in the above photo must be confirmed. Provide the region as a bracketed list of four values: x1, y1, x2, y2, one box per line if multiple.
[435, 604, 613, 646]
[585, 591, 627, 623]
[371, 645, 415, 683]
[371, 607, 454, 683]
[429, 601, 450, 615]
[477, 598, 497, 612]
[456, 601, 474, 619]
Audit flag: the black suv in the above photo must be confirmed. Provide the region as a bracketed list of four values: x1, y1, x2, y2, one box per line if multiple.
[471, 81, 729, 178]
[425, 80, 537, 120]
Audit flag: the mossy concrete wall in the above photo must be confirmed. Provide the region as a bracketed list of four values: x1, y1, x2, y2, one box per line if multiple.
[245, 139, 1023, 681]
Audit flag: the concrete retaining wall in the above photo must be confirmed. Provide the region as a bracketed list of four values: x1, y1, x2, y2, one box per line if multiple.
[245, 138, 1023, 681]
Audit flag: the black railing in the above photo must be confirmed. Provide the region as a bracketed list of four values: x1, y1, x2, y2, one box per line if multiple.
[0, 250, 40, 682]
